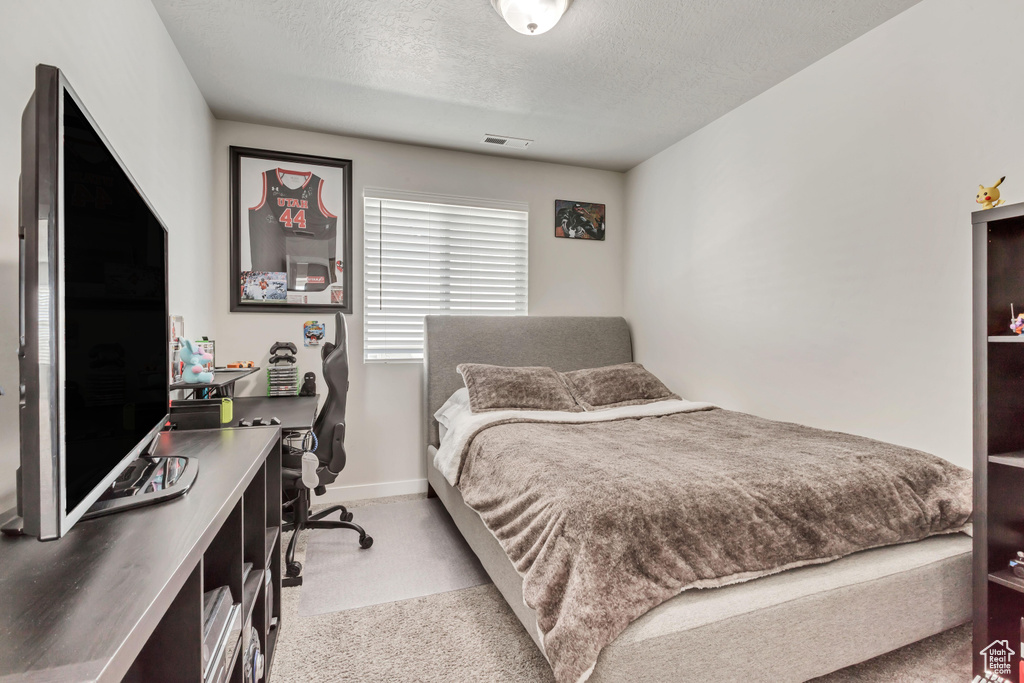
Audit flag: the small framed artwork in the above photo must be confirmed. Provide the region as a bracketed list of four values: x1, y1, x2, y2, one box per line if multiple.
[555, 200, 605, 241]
[230, 146, 353, 313]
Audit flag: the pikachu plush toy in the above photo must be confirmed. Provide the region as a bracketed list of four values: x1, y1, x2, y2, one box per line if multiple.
[977, 176, 1006, 210]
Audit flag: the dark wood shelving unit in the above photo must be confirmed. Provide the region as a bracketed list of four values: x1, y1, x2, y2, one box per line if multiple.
[990, 452, 1024, 469]
[974, 201, 1024, 681]
[990, 569, 1024, 595]
[0, 427, 284, 682]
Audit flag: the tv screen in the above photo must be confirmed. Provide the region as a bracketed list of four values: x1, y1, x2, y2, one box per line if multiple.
[61, 92, 169, 513]
[18, 65, 171, 539]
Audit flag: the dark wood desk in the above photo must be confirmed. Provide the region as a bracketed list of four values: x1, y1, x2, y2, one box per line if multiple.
[231, 395, 318, 432]
[0, 427, 283, 682]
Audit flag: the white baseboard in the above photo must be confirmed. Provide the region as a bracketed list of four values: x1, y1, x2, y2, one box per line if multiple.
[312, 478, 429, 505]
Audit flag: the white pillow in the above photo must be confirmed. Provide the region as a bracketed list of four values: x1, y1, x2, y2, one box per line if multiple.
[435, 387, 471, 442]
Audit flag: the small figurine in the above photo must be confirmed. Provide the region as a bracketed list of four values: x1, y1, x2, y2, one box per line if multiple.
[1011, 551, 1024, 579]
[179, 339, 214, 384]
[977, 176, 1006, 210]
[1011, 305, 1024, 335]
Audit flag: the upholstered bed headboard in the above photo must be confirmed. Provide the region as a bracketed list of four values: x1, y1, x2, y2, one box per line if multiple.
[423, 315, 633, 448]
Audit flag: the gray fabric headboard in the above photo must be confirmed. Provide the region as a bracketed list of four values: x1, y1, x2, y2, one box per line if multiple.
[423, 315, 633, 448]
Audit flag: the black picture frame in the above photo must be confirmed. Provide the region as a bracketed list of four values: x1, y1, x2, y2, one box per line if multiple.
[229, 146, 353, 313]
[554, 199, 606, 241]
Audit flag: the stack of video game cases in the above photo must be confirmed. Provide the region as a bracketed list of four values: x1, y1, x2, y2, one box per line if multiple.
[267, 341, 298, 397]
[268, 366, 298, 396]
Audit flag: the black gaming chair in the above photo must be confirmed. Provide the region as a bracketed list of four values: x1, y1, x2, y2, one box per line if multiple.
[282, 312, 372, 587]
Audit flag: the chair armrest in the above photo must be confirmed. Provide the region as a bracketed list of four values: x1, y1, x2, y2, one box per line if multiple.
[324, 422, 347, 476]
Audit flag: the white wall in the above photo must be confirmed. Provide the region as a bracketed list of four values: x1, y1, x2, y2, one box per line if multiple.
[213, 121, 625, 500]
[624, 0, 1024, 470]
[0, 0, 216, 510]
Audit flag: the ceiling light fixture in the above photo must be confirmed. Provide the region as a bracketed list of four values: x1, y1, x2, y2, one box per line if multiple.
[490, 0, 574, 36]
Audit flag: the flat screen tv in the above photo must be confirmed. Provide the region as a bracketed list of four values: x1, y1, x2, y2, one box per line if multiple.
[17, 65, 171, 540]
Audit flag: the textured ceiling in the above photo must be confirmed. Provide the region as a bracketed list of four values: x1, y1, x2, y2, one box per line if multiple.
[152, 0, 921, 171]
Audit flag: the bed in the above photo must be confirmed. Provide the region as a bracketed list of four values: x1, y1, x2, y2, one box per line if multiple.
[423, 315, 971, 682]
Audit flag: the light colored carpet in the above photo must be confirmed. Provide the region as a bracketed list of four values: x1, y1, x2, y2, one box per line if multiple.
[809, 624, 971, 682]
[298, 498, 490, 616]
[273, 495, 972, 682]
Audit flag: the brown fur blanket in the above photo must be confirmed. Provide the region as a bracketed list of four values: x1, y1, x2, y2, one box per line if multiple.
[455, 408, 972, 683]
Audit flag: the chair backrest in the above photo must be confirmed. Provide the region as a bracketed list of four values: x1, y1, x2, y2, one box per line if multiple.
[313, 312, 349, 484]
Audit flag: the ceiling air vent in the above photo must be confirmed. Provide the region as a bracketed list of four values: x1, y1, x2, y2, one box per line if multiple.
[481, 134, 532, 150]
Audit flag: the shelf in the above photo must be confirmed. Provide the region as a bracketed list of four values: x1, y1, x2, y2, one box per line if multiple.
[242, 568, 265, 625]
[989, 336, 1024, 342]
[989, 452, 1024, 469]
[266, 527, 280, 566]
[266, 622, 279, 678]
[170, 367, 260, 391]
[224, 625, 243, 680]
[990, 568, 1024, 594]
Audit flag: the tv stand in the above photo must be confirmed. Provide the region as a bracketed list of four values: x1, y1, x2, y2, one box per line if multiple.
[81, 455, 198, 520]
[0, 427, 283, 682]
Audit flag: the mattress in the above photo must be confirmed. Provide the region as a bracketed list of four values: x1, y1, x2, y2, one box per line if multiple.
[427, 450, 972, 682]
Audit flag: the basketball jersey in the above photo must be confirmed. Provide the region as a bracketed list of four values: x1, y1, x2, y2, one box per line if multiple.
[248, 169, 338, 275]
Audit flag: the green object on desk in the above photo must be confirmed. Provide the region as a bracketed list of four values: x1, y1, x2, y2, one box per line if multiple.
[221, 398, 233, 424]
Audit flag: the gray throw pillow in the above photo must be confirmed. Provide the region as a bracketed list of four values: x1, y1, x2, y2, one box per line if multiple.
[560, 362, 679, 410]
[456, 364, 582, 413]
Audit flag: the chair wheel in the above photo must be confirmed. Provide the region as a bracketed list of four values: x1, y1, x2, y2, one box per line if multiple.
[343, 512, 354, 522]
[286, 561, 302, 577]
[359, 536, 373, 549]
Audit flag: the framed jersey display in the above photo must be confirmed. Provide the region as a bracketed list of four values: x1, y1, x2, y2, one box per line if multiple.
[230, 146, 352, 313]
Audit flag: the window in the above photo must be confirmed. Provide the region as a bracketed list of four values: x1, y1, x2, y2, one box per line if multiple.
[363, 190, 528, 362]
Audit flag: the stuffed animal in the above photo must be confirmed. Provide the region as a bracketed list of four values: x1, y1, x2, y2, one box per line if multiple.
[299, 372, 317, 397]
[179, 339, 214, 383]
[977, 176, 1006, 210]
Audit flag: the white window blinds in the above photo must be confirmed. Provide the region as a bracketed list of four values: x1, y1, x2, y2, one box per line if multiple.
[363, 191, 529, 362]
